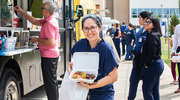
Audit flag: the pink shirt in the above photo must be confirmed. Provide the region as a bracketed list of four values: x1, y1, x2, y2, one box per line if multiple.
[39, 15, 59, 58]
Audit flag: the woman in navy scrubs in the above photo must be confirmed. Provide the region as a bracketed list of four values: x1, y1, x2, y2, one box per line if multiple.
[67, 14, 119, 100]
[141, 16, 164, 100]
[113, 23, 121, 59]
[128, 11, 151, 100]
[124, 23, 135, 60]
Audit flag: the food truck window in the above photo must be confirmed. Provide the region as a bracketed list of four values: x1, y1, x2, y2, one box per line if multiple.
[28, 0, 64, 28]
[0, 0, 13, 27]
[55, 0, 64, 28]
[28, 0, 43, 18]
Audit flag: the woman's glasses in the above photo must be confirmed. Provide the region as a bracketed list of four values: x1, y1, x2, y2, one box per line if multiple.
[144, 20, 152, 25]
[41, 7, 47, 10]
[83, 26, 98, 33]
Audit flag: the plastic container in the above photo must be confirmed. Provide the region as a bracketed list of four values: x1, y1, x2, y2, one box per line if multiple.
[171, 56, 180, 63]
[177, 52, 180, 56]
[14, 19, 19, 28]
[69, 52, 99, 83]
[1, 33, 6, 51]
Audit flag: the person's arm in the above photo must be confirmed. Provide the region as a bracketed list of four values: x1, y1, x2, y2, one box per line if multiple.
[168, 37, 173, 48]
[145, 35, 157, 66]
[131, 39, 134, 46]
[30, 37, 55, 46]
[78, 67, 118, 89]
[131, 30, 135, 46]
[171, 27, 178, 56]
[14, 6, 41, 26]
[115, 29, 121, 38]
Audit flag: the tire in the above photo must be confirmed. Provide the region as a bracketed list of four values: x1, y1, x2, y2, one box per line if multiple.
[0, 68, 21, 100]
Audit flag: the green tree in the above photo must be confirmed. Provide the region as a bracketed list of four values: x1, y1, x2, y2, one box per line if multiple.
[169, 12, 180, 37]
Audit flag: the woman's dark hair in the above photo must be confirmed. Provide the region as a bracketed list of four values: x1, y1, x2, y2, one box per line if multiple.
[128, 23, 133, 27]
[115, 23, 119, 28]
[148, 16, 162, 37]
[139, 11, 152, 19]
[81, 14, 102, 28]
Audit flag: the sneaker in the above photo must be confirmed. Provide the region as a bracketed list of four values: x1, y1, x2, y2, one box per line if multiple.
[174, 88, 180, 93]
[170, 81, 177, 85]
[170, 81, 179, 85]
[174, 81, 179, 85]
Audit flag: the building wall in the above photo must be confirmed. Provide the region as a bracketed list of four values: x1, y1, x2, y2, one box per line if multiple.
[93, 0, 106, 17]
[106, 0, 114, 18]
[114, 0, 129, 25]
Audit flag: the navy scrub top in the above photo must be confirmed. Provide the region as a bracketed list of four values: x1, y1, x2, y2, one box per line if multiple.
[113, 28, 120, 40]
[125, 29, 136, 45]
[70, 38, 119, 95]
[134, 27, 148, 53]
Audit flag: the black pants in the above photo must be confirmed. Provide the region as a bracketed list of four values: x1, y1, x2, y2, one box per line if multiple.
[121, 39, 126, 55]
[41, 57, 59, 100]
[176, 47, 180, 88]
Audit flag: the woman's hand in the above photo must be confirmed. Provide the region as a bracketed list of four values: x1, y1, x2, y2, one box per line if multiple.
[78, 67, 118, 89]
[67, 62, 73, 74]
[171, 52, 176, 57]
[14, 6, 24, 13]
[131, 42, 133, 46]
[77, 80, 97, 89]
[167, 37, 171, 42]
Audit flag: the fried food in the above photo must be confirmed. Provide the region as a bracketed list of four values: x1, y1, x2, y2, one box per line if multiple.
[73, 71, 86, 79]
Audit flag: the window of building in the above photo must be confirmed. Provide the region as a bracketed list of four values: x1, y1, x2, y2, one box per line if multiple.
[170, 8, 175, 14]
[176, 8, 179, 14]
[163, 8, 169, 18]
[132, 9, 138, 18]
[96, 4, 100, 14]
[144, 8, 150, 12]
[151, 8, 157, 16]
[131, 8, 180, 18]
[138, 8, 143, 14]
[157, 8, 162, 17]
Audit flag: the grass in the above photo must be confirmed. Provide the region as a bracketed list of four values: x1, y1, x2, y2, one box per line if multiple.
[161, 37, 171, 67]
[161, 37, 179, 76]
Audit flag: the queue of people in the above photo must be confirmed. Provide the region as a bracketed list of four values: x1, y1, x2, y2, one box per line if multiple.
[13, 0, 178, 99]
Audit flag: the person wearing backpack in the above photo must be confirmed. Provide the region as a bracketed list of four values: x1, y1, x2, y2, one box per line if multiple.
[106, 24, 115, 38]
[121, 21, 128, 56]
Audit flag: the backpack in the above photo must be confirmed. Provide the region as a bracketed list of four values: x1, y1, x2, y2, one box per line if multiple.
[121, 25, 128, 33]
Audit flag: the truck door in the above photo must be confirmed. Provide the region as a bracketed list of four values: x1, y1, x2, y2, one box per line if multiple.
[54, 0, 76, 74]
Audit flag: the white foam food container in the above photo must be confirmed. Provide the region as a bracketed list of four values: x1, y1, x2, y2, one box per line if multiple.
[171, 56, 180, 63]
[69, 52, 99, 83]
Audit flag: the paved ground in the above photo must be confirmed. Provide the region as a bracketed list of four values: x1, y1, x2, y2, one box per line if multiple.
[114, 55, 180, 100]
[22, 55, 180, 100]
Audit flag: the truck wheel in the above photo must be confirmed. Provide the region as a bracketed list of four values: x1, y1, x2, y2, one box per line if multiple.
[0, 68, 21, 100]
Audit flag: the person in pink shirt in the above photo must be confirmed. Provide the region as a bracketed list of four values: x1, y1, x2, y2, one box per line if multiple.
[14, 1, 59, 100]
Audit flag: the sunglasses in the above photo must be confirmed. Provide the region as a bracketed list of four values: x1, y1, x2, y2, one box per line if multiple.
[144, 20, 152, 24]
[41, 7, 47, 10]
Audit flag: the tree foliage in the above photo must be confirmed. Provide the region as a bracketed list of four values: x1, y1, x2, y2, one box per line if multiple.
[169, 12, 180, 37]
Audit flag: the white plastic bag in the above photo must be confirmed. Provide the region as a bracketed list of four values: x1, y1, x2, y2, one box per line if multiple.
[104, 36, 121, 63]
[59, 70, 89, 100]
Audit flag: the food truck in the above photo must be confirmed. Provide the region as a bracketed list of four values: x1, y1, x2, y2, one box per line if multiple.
[0, 0, 83, 99]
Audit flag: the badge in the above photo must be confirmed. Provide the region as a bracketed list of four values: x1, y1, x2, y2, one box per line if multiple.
[138, 37, 142, 42]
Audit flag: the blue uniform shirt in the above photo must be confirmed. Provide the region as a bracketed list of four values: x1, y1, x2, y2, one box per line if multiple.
[71, 38, 119, 96]
[125, 29, 136, 45]
[113, 29, 120, 39]
[134, 27, 148, 53]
